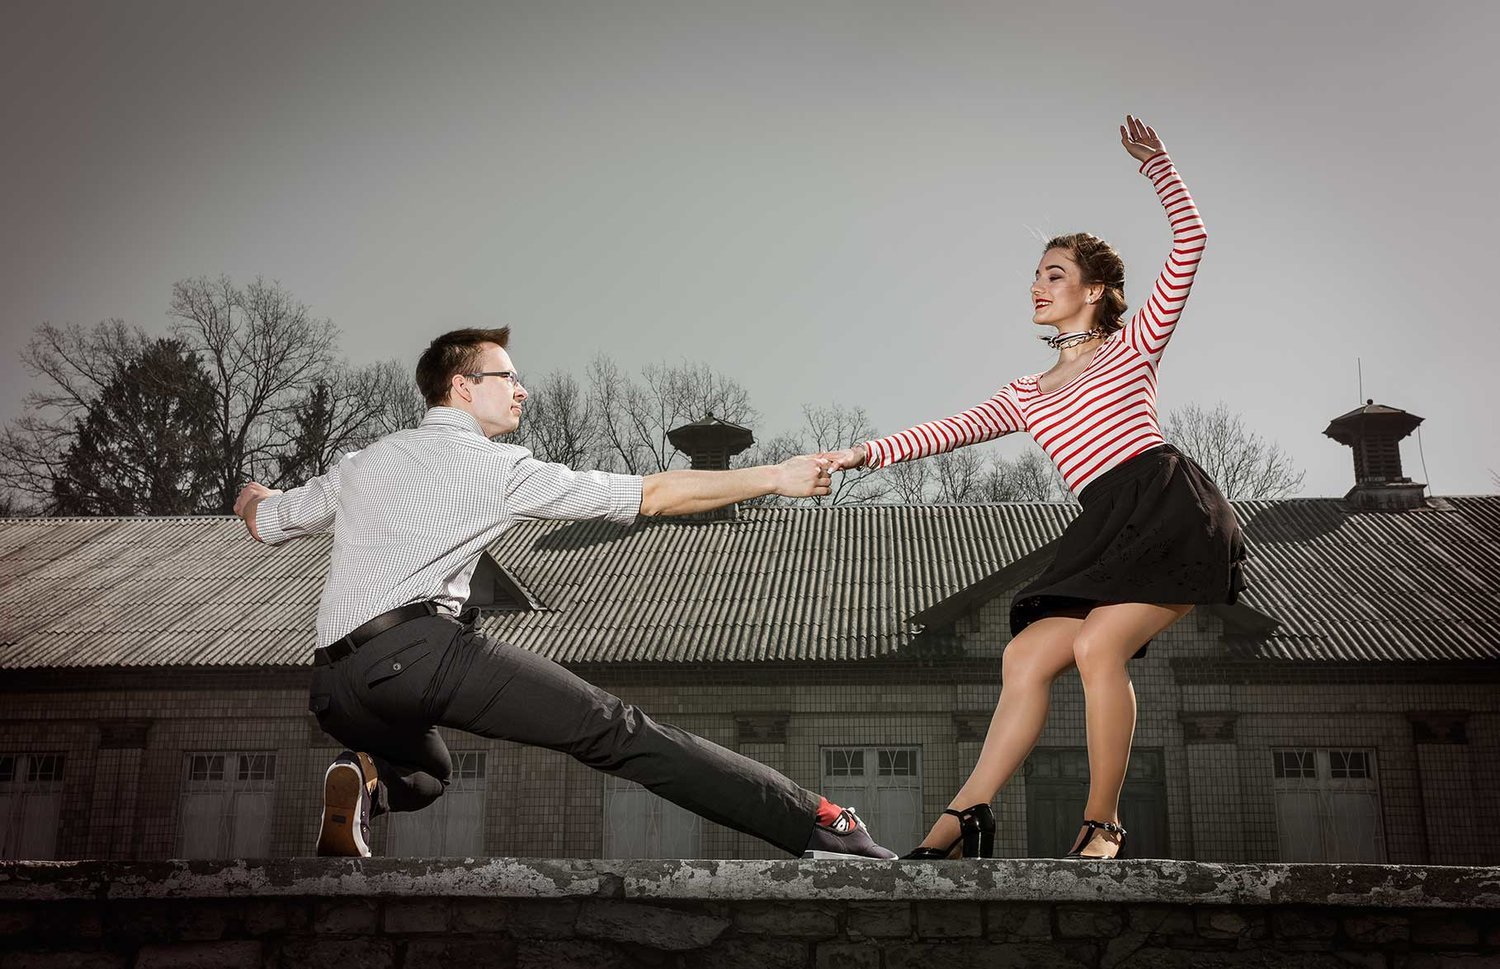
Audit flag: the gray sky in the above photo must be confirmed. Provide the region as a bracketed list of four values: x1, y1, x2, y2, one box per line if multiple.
[4, 0, 1497, 497]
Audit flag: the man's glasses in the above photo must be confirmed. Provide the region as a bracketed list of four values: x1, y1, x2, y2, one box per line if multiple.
[464, 371, 522, 385]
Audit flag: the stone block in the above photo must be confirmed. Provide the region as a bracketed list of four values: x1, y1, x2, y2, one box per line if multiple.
[1121, 950, 1393, 969]
[1392, 957, 1497, 969]
[1411, 915, 1481, 947]
[404, 938, 517, 969]
[108, 903, 226, 944]
[34, 902, 102, 941]
[133, 941, 262, 969]
[312, 899, 378, 935]
[733, 903, 837, 937]
[382, 899, 451, 934]
[816, 942, 881, 969]
[506, 901, 580, 939]
[1125, 904, 1195, 939]
[1271, 908, 1339, 940]
[1343, 914, 1410, 945]
[1055, 904, 1125, 939]
[847, 902, 912, 939]
[986, 903, 1052, 940]
[887, 942, 1090, 968]
[915, 902, 983, 938]
[1099, 931, 1154, 969]
[1332, 953, 1389, 969]
[239, 899, 312, 936]
[274, 937, 394, 969]
[1196, 907, 1265, 940]
[0, 954, 127, 969]
[577, 900, 728, 951]
[451, 899, 512, 934]
[685, 939, 809, 969]
[516, 940, 627, 969]
[0, 906, 37, 937]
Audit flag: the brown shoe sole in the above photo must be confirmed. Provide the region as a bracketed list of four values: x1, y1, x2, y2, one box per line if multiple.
[316, 762, 368, 857]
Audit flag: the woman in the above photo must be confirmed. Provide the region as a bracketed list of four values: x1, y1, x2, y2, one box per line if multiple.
[825, 116, 1245, 860]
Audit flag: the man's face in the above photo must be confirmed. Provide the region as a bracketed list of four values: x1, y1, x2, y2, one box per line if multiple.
[453, 343, 527, 436]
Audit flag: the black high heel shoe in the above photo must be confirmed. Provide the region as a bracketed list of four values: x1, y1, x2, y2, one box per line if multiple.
[902, 804, 997, 859]
[1064, 819, 1127, 859]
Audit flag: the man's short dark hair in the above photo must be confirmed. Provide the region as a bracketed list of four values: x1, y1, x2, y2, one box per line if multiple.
[415, 327, 512, 407]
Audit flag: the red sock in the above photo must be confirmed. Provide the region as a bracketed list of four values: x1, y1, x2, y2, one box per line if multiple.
[815, 796, 844, 826]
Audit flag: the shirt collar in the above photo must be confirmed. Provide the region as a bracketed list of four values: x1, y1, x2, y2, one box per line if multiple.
[422, 406, 487, 438]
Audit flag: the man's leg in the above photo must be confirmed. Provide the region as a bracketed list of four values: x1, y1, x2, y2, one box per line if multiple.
[431, 624, 824, 855]
[310, 657, 456, 856]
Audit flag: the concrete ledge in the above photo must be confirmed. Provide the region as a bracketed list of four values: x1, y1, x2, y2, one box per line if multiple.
[5, 860, 1499, 968]
[3, 858, 1497, 909]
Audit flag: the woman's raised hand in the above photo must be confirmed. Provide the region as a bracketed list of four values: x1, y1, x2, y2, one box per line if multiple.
[1120, 114, 1165, 164]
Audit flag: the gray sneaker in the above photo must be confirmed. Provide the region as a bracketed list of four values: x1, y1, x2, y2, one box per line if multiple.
[802, 806, 898, 860]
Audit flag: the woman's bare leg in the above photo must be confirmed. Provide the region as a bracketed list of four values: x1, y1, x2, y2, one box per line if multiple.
[912, 616, 1082, 853]
[1068, 602, 1193, 857]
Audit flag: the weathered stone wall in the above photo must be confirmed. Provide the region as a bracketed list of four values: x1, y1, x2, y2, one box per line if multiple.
[3, 858, 1497, 968]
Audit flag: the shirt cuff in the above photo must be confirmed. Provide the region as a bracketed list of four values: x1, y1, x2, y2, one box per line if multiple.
[1139, 150, 1172, 176]
[606, 473, 645, 524]
[862, 439, 887, 470]
[253, 494, 291, 545]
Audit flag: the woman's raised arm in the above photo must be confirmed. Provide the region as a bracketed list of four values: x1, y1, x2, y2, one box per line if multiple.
[1118, 115, 1208, 366]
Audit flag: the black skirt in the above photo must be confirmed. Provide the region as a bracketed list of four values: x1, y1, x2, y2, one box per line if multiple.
[1009, 444, 1247, 656]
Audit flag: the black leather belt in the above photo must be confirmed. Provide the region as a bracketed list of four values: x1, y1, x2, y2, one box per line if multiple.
[314, 601, 441, 667]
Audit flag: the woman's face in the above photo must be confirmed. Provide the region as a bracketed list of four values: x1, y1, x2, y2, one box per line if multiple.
[1031, 247, 1099, 329]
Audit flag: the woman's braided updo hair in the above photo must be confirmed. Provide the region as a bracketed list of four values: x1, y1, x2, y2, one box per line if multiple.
[1044, 233, 1127, 335]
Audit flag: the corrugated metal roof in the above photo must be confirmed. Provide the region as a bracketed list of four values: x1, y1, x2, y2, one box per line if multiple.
[1222, 497, 1500, 662]
[1, 496, 1496, 670]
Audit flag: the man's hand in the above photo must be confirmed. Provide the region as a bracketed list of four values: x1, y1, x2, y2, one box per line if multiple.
[771, 455, 835, 498]
[234, 482, 281, 542]
[817, 445, 868, 472]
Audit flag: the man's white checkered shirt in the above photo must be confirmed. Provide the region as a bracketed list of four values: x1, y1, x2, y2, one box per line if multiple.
[255, 406, 643, 648]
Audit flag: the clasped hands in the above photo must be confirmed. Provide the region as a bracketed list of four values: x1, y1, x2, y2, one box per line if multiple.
[772, 445, 868, 499]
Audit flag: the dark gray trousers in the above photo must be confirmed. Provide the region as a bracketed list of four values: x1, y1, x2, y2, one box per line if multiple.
[308, 612, 818, 856]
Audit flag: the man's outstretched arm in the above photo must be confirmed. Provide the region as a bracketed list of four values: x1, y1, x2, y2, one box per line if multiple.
[234, 463, 344, 544]
[233, 482, 282, 542]
[639, 455, 832, 517]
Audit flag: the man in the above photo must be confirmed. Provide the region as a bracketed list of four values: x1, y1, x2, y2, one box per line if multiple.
[235, 327, 894, 860]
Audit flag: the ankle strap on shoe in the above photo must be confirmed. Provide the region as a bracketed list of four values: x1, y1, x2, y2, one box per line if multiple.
[1083, 819, 1125, 836]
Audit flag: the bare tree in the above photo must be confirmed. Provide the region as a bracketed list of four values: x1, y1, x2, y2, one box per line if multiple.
[363, 359, 427, 437]
[509, 371, 602, 469]
[170, 275, 338, 512]
[741, 404, 888, 506]
[0, 321, 150, 512]
[884, 457, 932, 504]
[981, 447, 1072, 502]
[590, 356, 758, 474]
[1163, 402, 1305, 499]
[934, 449, 987, 503]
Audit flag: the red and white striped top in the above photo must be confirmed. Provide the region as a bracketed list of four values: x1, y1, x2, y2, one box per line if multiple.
[863, 151, 1207, 495]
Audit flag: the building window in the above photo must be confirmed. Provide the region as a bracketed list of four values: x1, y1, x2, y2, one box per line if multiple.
[388, 751, 487, 856]
[602, 774, 702, 859]
[1272, 747, 1386, 863]
[820, 746, 922, 853]
[0, 753, 66, 860]
[176, 752, 276, 859]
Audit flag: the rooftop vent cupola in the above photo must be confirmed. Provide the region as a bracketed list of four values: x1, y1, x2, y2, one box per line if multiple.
[667, 412, 754, 471]
[1323, 400, 1426, 511]
[666, 412, 755, 521]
